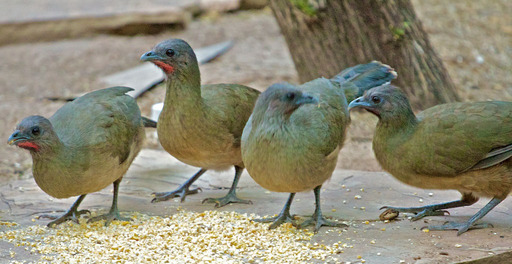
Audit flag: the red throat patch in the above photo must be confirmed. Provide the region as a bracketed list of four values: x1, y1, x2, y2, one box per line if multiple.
[17, 141, 40, 151]
[152, 61, 175, 74]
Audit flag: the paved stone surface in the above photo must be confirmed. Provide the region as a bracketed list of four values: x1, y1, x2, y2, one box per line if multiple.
[1, 149, 511, 263]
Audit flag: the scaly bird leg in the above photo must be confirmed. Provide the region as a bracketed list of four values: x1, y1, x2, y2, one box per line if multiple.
[381, 192, 478, 221]
[253, 193, 297, 229]
[299, 185, 347, 233]
[88, 178, 130, 226]
[426, 197, 502, 235]
[152, 168, 206, 203]
[44, 195, 89, 228]
[202, 166, 252, 207]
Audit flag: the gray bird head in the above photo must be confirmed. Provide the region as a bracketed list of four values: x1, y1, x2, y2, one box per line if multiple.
[8, 115, 57, 153]
[258, 83, 319, 117]
[348, 85, 413, 121]
[140, 38, 197, 76]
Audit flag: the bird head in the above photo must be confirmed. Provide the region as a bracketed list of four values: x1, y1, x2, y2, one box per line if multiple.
[348, 85, 413, 121]
[8, 115, 56, 153]
[140, 38, 197, 76]
[258, 83, 319, 117]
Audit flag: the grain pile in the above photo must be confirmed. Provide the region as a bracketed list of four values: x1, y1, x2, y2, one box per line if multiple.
[1, 210, 350, 263]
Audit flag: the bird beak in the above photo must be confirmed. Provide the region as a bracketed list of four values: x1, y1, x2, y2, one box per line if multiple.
[296, 93, 319, 106]
[7, 130, 25, 145]
[140, 51, 161, 62]
[348, 97, 372, 110]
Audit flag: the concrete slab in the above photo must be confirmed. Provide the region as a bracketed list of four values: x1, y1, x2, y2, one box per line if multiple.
[1, 149, 511, 263]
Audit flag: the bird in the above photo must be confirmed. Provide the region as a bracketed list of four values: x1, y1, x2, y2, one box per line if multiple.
[140, 38, 261, 207]
[8, 86, 153, 227]
[348, 85, 512, 235]
[241, 62, 397, 232]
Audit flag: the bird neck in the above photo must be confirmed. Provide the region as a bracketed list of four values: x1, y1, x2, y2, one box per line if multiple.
[163, 61, 203, 109]
[375, 107, 418, 145]
[30, 137, 65, 161]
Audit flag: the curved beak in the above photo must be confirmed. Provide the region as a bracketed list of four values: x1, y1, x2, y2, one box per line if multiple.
[348, 97, 372, 110]
[8, 130, 26, 145]
[140, 51, 161, 62]
[296, 93, 319, 106]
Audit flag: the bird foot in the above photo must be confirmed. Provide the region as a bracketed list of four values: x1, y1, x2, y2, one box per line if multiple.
[87, 210, 131, 226]
[202, 192, 252, 208]
[423, 221, 493, 236]
[380, 206, 450, 221]
[298, 213, 347, 233]
[45, 210, 91, 228]
[151, 187, 201, 203]
[253, 213, 297, 230]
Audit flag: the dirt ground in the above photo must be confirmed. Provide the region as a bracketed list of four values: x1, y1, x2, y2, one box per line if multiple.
[1, 1, 511, 181]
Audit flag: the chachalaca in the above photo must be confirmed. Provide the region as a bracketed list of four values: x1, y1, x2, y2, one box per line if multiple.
[8, 87, 151, 227]
[349, 85, 512, 235]
[242, 62, 396, 232]
[141, 38, 260, 207]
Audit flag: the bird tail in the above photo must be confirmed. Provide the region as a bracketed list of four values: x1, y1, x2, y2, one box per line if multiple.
[332, 61, 397, 102]
[142, 117, 157, 128]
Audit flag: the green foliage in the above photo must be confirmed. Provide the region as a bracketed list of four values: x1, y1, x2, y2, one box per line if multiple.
[390, 21, 411, 40]
[290, 0, 318, 17]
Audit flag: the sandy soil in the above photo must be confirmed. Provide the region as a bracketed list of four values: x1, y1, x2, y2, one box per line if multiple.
[0, 0, 511, 180]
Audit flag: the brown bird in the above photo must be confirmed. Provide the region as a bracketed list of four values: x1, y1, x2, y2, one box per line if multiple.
[242, 62, 396, 232]
[8, 87, 152, 227]
[349, 85, 512, 235]
[140, 39, 260, 207]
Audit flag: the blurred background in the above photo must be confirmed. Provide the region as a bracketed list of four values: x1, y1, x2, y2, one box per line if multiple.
[0, 0, 511, 181]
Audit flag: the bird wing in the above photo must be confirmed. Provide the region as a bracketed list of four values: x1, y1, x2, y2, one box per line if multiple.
[294, 78, 350, 157]
[410, 101, 512, 175]
[201, 84, 260, 147]
[50, 86, 142, 164]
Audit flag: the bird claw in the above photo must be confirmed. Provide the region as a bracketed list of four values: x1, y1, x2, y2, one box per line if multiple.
[380, 205, 451, 221]
[298, 214, 347, 233]
[151, 187, 202, 203]
[202, 193, 252, 208]
[46, 209, 91, 228]
[423, 221, 493, 236]
[253, 213, 297, 229]
[410, 209, 450, 221]
[88, 210, 131, 226]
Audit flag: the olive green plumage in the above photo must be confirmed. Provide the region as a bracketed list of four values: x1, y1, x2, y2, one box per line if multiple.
[242, 62, 396, 232]
[8, 86, 146, 226]
[141, 38, 260, 206]
[348, 85, 512, 235]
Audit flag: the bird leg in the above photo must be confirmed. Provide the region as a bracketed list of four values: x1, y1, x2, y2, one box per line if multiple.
[88, 179, 130, 226]
[299, 186, 347, 233]
[202, 166, 252, 207]
[425, 197, 502, 235]
[253, 193, 297, 229]
[45, 195, 89, 228]
[152, 168, 206, 203]
[380, 192, 479, 221]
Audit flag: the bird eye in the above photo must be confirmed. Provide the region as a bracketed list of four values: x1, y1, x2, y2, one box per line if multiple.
[285, 92, 295, 100]
[165, 49, 175, 57]
[371, 95, 381, 104]
[31, 126, 40, 136]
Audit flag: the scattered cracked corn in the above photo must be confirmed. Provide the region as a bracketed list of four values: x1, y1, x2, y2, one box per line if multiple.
[381, 228, 386, 231]
[0, 210, 349, 263]
[363, 221, 369, 225]
[331, 209, 337, 212]
[354, 195, 361, 199]
[422, 229, 430, 233]
[455, 244, 462, 248]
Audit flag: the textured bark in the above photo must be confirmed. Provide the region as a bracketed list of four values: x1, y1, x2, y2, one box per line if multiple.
[270, 0, 459, 109]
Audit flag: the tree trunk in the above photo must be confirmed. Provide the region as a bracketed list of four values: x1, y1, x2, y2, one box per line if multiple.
[270, 0, 459, 109]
